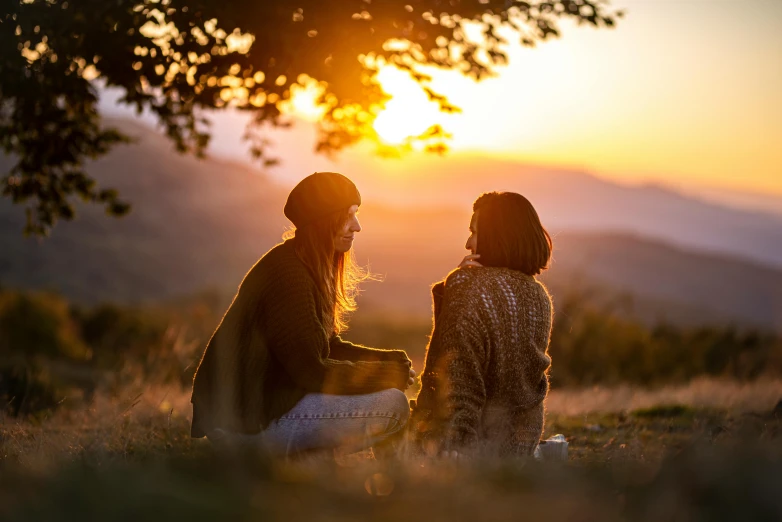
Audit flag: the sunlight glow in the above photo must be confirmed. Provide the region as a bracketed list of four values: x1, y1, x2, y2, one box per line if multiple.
[280, 75, 327, 121]
[372, 67, 447, 144]
[273, 2, 782, 196]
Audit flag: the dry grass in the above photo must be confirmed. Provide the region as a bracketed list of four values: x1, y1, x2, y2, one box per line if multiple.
[1, 380, 781, 521]
[547, 378, 782, 416]
[0, 384, 199, 471]
[2, 378, 780, 470]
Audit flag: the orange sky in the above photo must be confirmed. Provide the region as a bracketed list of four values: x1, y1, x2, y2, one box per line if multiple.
[105, 0, 782, 203]
[361, 0, 782, 197]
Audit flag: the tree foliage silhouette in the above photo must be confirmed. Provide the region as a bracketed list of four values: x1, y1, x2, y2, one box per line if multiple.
[1, 0, 621, 234]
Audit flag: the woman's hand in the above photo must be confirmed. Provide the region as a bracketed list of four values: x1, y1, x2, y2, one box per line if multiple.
[407, 367, 417, 387]
[388, 349, 412, 366]
[459, 254, 482, 269]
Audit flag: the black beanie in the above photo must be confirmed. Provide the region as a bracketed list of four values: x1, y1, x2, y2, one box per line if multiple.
[284, 172, 361, 228]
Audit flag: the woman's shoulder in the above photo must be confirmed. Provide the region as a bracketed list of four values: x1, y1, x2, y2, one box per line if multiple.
[442, 267, 501, 299]
[445, 267, 550, 299]
[444, 266, 531, 286]
[261, 238, 294, 261]
[242, 240, 311, 288]
[259, 239, 300, 267]
[443, 267, 481, 289]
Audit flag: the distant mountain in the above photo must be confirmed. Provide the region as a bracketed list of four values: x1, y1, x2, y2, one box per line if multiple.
[1, 118, 780, 332]
[0, 119, 289, 303]
[677, 184, 782, 219]
[351, 205, 782, 332]
[324, 155, 782, 269]
[186, 114, 782, 268]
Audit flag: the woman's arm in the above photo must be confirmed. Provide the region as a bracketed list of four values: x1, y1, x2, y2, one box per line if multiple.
[263, 268, 409, 394]
[429, 271, 488, 452]
[431, 281, 446, 325]
[328, 336, 411, 364]
[434, 318, 487, 452]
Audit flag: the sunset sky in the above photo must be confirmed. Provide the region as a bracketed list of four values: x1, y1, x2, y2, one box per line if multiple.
[105, 0, 782, 202]
[366, 0, 782, 193]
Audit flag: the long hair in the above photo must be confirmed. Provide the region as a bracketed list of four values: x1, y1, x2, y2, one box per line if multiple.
[285, 208, 368, 336]
[472, 192, 553, 276]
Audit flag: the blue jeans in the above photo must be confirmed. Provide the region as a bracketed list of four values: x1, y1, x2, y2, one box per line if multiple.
[211, 389, 410, 457]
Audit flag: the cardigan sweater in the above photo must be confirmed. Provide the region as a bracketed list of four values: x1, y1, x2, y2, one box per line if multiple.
[190, 239, 411, 438]
[411, 267, 553, 456]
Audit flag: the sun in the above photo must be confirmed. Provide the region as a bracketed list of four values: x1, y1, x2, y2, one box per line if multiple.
[371, 67, 447, 144]
[280, 75, 327, 121]
[283, 67, 458, 147]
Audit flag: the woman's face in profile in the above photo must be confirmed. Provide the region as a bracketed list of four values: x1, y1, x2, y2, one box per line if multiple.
[465, 212, 478, 254]
[334, 204, 361, 253]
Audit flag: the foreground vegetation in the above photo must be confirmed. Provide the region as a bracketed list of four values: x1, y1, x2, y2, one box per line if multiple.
[2, 287, 781, 420]
[2, 287, 781, 519]
[1, 383, 780, 521]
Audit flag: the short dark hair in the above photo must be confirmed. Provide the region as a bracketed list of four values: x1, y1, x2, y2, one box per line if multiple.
[472, 192, 552, 276]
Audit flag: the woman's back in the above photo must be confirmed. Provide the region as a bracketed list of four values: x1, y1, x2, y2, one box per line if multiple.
[414, 267, 553, 456]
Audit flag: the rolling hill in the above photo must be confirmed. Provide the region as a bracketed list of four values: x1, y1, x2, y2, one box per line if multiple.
[323, 155, 782, 270]
[1, 118, 780, 332]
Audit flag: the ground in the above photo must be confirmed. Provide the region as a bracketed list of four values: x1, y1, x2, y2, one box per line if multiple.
[1, 381, 781, 521]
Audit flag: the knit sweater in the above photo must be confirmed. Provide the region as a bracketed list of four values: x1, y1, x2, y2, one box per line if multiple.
[190, 239, 411, 438]
[411, 267, 553, 456]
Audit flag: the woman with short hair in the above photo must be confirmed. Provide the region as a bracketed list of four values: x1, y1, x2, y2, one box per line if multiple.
[190, 172, 415, 456]
[411, 191, 554, 457]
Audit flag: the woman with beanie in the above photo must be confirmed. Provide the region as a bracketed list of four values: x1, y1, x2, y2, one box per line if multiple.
[190, 172, 415, 456]
[411, 192, 554, 458]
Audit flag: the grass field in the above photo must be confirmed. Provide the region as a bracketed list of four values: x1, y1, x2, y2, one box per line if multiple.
[1, 380, 781, 521]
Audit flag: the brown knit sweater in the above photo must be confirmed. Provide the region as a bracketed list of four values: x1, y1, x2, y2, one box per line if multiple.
[412, 267, 553, 456]
[190, 239, 411, 438]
